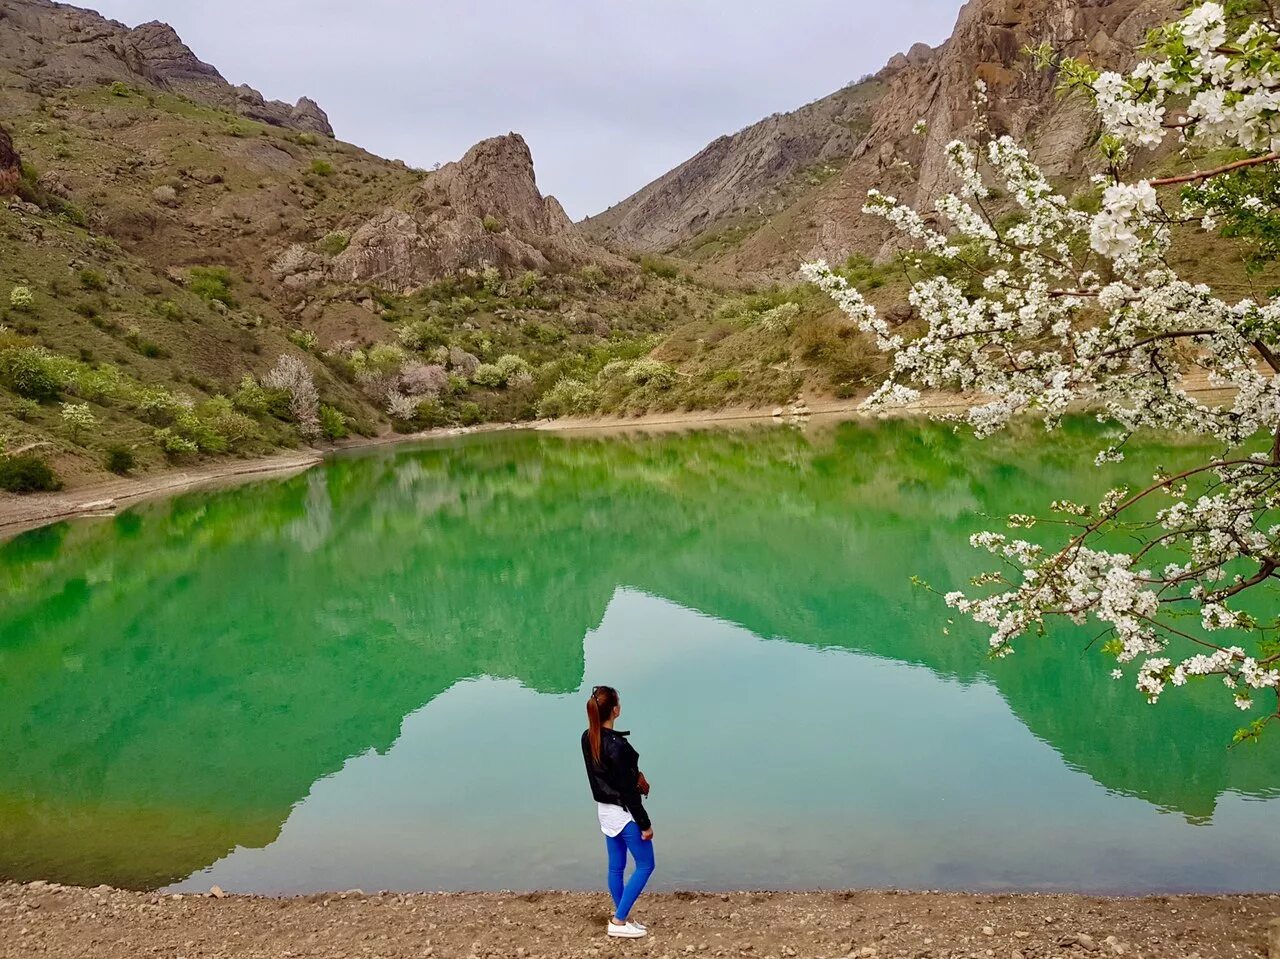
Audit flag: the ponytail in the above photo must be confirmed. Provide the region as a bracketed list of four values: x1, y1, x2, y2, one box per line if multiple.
[587, 685, 618, 766]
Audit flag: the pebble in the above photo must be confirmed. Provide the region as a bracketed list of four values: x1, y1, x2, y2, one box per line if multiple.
[209, 886, 226, 899]
[983, 927, 995, 936]
[1014, 932, 1030, 939]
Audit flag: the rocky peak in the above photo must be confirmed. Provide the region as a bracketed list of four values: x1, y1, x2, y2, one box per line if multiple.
[121, 20, 225, 87]
[333, 133, 618, 292]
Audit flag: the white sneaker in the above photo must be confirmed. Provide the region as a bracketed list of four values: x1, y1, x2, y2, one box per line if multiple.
[607, 920, 647, 938]
[631, 919, 648, 932]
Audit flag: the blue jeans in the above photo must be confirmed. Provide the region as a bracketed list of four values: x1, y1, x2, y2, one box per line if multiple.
[605, 821, 655, 921]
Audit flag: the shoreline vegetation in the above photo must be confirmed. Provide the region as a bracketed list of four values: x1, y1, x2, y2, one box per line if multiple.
[0, 382, 1239, 540]
[1, 882, 1277, 959]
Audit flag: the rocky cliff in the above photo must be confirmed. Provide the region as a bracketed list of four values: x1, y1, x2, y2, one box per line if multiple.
[0, 0, 334, 136]
[334, 134, 619, 292]
[586, 0, 1175, 274]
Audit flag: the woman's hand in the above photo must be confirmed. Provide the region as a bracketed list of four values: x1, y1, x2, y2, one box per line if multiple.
[637, 771, 651, 797]
[641, 828, 654, 841]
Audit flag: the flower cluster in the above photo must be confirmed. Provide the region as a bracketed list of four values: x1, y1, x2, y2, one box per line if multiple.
[803, 1, 1280, 738]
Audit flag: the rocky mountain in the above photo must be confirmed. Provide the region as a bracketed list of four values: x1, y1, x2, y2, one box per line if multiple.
[0, 0, 333, 135]
[0, 1, 716, 493]
[585, 0, 1176, 275]
[331, 133, 622, 294]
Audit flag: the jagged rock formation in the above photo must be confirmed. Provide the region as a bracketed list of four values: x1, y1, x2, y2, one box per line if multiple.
[586, 0, 1175, 274]
[0, 0, 333, 136]
[0, 124, 20, 196]
[334, 133, 620, 292]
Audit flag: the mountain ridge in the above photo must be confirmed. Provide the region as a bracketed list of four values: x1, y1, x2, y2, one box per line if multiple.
[584, 0, 1176, 276]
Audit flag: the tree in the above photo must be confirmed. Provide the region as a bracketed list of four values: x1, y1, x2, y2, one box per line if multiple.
[262, 355, 321, 440]
[803, 1, 1280, 741]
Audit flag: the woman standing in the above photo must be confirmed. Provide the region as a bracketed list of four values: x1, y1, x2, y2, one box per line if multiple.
[581, 685, 655, 939]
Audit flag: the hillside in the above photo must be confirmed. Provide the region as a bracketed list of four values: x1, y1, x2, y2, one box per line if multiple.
[584, 0, 1176, 276]
[0, 0, 1220, 502]
[0, 0, 750, 494]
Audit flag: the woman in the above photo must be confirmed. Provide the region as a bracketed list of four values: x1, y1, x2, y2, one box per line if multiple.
[581, 685, 655, 939]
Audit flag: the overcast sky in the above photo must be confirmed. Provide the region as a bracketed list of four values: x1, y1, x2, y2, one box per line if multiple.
[86, 1, 965, 219]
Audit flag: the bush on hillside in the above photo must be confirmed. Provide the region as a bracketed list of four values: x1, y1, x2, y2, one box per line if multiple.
[105, 445, 136, 476]
[188, 267, 236, 307]
[0, 454, 61, 493]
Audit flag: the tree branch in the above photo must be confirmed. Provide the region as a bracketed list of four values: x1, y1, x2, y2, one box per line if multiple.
[1150, 152, 1280, 188]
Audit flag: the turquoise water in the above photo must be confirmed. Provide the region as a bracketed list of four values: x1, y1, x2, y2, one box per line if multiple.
[1, 417, 1277, 894]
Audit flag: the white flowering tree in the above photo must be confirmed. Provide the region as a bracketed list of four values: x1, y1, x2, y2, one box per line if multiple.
[803, 1, 1280, 742]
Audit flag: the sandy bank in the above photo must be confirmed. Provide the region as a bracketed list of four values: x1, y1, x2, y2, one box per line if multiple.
[1, 882, 1276, 959]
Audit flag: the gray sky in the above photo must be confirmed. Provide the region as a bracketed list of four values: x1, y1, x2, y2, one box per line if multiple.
[87, 1, 965, 219]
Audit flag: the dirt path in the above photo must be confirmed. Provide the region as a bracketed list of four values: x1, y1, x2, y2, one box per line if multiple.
[2, 883, 1276, 959]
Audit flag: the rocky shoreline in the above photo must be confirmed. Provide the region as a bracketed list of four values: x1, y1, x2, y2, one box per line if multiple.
[2, 883, 1277, 959]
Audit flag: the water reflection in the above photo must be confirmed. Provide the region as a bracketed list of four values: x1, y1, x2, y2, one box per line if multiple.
[0, 418, 1276, 891]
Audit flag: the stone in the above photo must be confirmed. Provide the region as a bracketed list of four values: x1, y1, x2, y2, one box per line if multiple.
[1075, 935, 1098, 952]
[152, 185, 179, 206]
[209, 885, 225, 898]
[1268, 920, 1280, 959]
[983, 928, 996, 936]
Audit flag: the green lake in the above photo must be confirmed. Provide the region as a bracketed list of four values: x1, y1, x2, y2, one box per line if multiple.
[1, 417, 1278, 894]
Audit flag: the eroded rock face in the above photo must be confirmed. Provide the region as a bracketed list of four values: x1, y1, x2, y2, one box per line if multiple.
[335, 134, 617, 292]
[0, 0, 334, 137]
[0, 124, 21, 196]
[586, 0, 1174, 272]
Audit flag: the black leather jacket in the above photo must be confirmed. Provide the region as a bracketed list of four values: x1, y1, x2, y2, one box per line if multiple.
[581, 726, 651, 831]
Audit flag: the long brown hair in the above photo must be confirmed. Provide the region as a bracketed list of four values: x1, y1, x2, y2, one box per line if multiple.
[586, 685, 618, 766]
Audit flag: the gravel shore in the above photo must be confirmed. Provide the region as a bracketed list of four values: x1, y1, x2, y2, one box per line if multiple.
[2, 883, 1276, 959]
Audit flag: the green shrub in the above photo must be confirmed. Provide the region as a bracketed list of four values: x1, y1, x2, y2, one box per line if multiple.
[287, 329, 318, 352]
[73, 301, 98, 318]
[640, 255, 680, 279]
[457, 401, 483, 425]
[317, 231, 350, 255]
[156, 300, 184, 321]
[495, 353, 532, 386]
[309, 159, 335, 177]
[154, 427, 199, 459]
[109, 81, 131, 97]
[471, 363, 504, 387]
[397, 318, 448, 352]
[8, 286, 35, 310]
[125, 328, 165, 358]
[232, 374, 269, 414]
[628, 358, 677, 388]
[525, 322, 565, 345]
[580, 264, 606, 288]
[196, 396, 259, 451]
[0, 454, 61, 493]
[78, 269, 107, 291]
[517, 270, 541, 295]
[482, 215, 504, 233]
[188, 266, 236, 307]
[319, 403, 349, 440]
[536, 377, 595, 417]
[105, 445, 136, 475]
[0, 346, 67, 401]
[73, 364, 127, 404]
